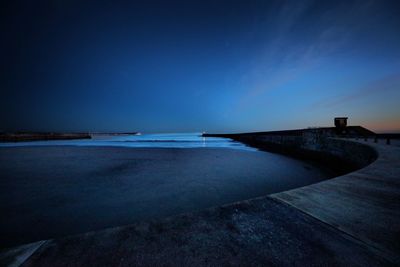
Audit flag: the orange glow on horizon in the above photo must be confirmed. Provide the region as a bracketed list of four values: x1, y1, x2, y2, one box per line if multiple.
[364, 118, 400, 133]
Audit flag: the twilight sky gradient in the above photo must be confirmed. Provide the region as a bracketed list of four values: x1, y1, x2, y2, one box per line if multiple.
[1, 0, 400, 133]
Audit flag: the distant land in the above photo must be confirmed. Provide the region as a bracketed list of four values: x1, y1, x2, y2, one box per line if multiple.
[0, 132, 141, 142]
[0, 132, 91, 142]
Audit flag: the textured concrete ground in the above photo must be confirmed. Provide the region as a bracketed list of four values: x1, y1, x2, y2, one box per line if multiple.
[272, 139, 400, 263]
[1, 138, 399, 266]
[11, 198, 393, 266]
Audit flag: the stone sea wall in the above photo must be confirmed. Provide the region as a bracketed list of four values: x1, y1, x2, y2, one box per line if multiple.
[205, 128, 378, 173]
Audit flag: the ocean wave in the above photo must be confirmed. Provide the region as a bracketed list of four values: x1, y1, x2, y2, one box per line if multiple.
[120, 140, 225, 143]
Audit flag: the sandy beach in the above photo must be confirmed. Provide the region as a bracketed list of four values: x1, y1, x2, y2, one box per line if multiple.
[0, 146, 337, 248]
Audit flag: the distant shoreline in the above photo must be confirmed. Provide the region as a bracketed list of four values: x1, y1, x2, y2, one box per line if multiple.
[0, 133, 91, 142]
[0, 132, 143, 142]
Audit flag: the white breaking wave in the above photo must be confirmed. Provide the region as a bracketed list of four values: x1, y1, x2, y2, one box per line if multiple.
[0, 132, 257, 151]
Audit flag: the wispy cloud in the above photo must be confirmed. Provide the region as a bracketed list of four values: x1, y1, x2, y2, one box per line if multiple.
[310, 72, 400, 110]
[235, 0, 378, 112]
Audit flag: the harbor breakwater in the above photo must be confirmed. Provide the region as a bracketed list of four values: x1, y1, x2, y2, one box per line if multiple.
[0, 132, 91, 142]
[203, 127, 399, 264]
[2, 127, 399, 266]
[204, 127, 378, 172]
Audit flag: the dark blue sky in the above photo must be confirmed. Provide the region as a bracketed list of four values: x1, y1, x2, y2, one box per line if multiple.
[1, 0, 400, 133]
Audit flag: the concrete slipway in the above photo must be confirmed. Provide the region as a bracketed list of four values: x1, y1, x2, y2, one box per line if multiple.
[1, 138, 399, 266]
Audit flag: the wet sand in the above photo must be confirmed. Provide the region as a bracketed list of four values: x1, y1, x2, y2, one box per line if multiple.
[0, 146, 337, 248]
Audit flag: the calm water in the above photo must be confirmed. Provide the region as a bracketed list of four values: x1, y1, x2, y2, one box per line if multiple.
[0, 133, 335, 248]
[0, 132, 255, 150]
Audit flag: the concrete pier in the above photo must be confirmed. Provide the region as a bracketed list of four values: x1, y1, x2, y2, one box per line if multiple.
[272, 139, 400, 263]
[1, 133, 399, 266]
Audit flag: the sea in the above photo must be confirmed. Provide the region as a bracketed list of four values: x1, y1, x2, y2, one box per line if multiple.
[0, 132, 256, 151]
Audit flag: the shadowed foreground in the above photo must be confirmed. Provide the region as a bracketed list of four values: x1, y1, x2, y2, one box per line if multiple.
[14, 198, 391, 266]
